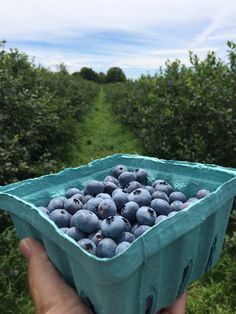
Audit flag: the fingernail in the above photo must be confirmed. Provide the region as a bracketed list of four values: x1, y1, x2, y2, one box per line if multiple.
[19, 238, 31, 259]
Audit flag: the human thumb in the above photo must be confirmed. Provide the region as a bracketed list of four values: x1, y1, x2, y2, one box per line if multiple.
[19, 237, 90, 314]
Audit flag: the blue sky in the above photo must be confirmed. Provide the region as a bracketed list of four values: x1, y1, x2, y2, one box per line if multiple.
[1, 0, 236, 78]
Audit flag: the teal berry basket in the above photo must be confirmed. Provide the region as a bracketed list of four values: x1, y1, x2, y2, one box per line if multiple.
[0, 154, 236, 314]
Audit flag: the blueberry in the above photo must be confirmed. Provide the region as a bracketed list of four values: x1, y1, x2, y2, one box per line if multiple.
[84, 180, 104, 196]
[121, 201, 139, 223]
[155, 215, 168, 225]
[115, 241, 131, 255]
[71, 193, 84, 203]
[134, 168, 148, 185]
[121, 216, 132, 232]
[128, 188, 151, 207]
[101, 216, 125, 239]
[169, 192, 187, 203]
[96, 193, 112, 200]
[196, 189, 210, 199]
[124, 181, 142, 193]
[66, 227, 87, 241]
[74, 210, 99, 233]
[116, 231, 135, 244]
[131, 222, 139, 234]
[60, 227, 70, 233]
[98, 219, 102, 229]
[168, 211, 178, 217]
[97, 238, 117, 258]
[187, 197, 198, 203]
[112, 189, 128, 211]
[97, 199, 117, 219]
[112, 188, 125, 196]
[82, 194, 93, 204]
[103, 175, 119, 185]
[49, 209, 71, 228]
[150, 199, 171, 215]
[65, 187, 82, 198]
[181, 201, 192, 209]
[103, 181, 118, 195]
[78, 238, 96, 255]
[112, 165, 128, 179]
[152, 179, 168, 189]
[70, 214, 76, 227]
[64, 197, 83, 215]
[153, 180, 173, 196]
[47, 196, 66, 212]
[144, 186, 154, 195]
[88, 230, 104, 245]
[118, 171, 137, 188]
[136, 206, 157, 226]
[84, 197, 103, 214]
[151, 191, 169, 203]
[38, 206, 50, 215]
[134, 225, 151, 238]
[170, 200, 183, 212]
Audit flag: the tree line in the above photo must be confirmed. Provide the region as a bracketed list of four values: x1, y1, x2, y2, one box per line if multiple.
[74, 66, 126, 83]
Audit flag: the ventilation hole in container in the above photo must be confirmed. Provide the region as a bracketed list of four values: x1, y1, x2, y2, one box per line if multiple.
[80, 291, 96, 314]
[205, 235, 217, 272]
[145, 295, 154, 314]
[177, 259, 193, 297]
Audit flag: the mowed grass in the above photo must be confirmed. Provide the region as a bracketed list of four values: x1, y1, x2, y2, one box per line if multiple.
[70, 87, 143, 166]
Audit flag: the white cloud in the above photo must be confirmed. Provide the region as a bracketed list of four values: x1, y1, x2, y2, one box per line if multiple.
[152, 47, 218, 56]
[190, 2, 236, 47]
[1, 0, 236, 41]
[1, 0, 236, 77]
[208, 33, 236, 41]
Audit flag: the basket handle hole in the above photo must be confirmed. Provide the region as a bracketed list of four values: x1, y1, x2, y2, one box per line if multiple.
[205, 235, 218, 272]
[145, 294, 154, 314]
[177, 259, 193, 297]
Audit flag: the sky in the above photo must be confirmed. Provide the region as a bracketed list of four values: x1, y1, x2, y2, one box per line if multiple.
[1, 0, 236, 78]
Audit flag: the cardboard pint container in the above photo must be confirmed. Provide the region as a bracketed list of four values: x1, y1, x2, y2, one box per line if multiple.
[0, 154, 236, 314]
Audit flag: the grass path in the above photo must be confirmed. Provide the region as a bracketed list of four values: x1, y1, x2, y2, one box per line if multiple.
[71, 87, 143, 166]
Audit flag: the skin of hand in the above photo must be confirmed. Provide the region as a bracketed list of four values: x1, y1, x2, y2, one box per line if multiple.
[157, 291, 187, 314]
[19, 237, 92, 314]
[20, 237, 186, 314]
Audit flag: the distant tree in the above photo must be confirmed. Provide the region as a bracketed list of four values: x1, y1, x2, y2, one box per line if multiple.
[98, 71, 106, 84]
[79, 67, 99, 82]
[106, 67, 126, 83]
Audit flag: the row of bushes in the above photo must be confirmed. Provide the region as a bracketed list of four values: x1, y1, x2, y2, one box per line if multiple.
[0, 42, 99, 185]
[105, 42, 236, 168]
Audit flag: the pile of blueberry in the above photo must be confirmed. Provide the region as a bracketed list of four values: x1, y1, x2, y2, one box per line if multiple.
[38, 165, 209, 258]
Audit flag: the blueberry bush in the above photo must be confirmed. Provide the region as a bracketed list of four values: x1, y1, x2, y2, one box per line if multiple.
[105, 42, 236, 167]
[0, 42, 99, 185]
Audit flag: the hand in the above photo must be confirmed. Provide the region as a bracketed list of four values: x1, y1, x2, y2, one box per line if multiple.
[157, 291, 187, 314]
[19, 237, 91, 314]
[20, 237, 186, 314]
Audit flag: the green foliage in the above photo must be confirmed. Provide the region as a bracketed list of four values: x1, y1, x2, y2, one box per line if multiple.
[98, 71, 106, 84]
[187, 231, 236, 313]
[106, 67, 126, 83]
[105, 43, 236, 167]
[0, 43, 99, 185]
[0, 227, 34, 313]
[75, 67, 99, 82]
[72, 66, 127, 84]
